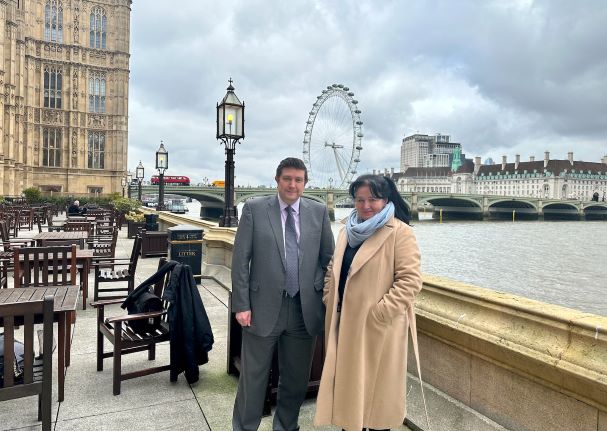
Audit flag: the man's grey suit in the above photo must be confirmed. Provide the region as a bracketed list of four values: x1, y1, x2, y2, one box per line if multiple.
[231, 195, 334, 431]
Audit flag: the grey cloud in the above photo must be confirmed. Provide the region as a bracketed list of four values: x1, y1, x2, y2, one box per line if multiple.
[127, 0, 607, 186]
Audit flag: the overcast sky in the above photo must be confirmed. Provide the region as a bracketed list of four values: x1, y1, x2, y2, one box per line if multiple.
[127, 0, 607, 187]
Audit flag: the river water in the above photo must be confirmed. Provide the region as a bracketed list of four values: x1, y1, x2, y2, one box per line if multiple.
[184, 200, 607, 317]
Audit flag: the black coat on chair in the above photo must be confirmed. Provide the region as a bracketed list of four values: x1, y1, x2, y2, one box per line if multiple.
[162, 264, 214, 383]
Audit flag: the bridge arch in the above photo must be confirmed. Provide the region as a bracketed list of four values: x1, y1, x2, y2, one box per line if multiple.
[582, 203, 607, 220]
[418, 195, 483, 220]
[541, 202, 580, 221]
[487, 199, 539, 220]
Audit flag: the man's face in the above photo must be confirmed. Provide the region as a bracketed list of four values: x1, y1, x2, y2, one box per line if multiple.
[276, 167, 306, 205]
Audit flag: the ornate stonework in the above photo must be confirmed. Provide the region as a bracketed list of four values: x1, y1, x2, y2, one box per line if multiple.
[0, 0, 131, 196]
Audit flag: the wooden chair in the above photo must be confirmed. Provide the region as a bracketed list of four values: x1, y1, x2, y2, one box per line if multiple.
[17, 208, 34, 231]
[0, 220, 35, 250]
[0, 220, 35, 272]
[0, 256, 8, 288]
[64, 221, 94, 236]
[13, 245, 78, 289]
[93, 236, 142, 302]
[0, 296, 54, 431]
[92, 258, 174, 395]
[0, 213, 18, 238]
[88, 228, 118, 259]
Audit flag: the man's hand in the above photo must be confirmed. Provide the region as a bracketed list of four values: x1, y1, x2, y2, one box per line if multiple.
[235, 311, 252, 327]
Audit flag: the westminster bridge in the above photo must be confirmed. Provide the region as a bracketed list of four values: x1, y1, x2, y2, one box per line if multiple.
[140, 185, 607, 220]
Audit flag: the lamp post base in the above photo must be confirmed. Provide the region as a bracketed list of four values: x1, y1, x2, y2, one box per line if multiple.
[219, 214, 239, 228]
[219, 218, 239, 227]
[219, 205, 239, 227]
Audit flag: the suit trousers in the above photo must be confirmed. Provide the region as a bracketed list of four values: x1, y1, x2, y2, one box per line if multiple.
[232, 293, 316, 431]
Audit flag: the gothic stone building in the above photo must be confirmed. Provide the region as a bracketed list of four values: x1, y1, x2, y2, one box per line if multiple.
[0, 0, 130, 196]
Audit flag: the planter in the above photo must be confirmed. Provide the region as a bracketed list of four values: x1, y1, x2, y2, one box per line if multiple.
[127, 221, 145, 239]
[140, 230, 168, 258]
[117, 212, 127, 230]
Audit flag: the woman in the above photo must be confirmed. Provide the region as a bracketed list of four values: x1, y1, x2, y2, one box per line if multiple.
[314, 175, 422, 431]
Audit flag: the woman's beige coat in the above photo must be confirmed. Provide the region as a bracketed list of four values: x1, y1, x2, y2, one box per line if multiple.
[314, 216, 422, 431]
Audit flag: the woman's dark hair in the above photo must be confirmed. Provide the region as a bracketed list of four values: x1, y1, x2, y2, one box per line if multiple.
[349, 174, 411, 224]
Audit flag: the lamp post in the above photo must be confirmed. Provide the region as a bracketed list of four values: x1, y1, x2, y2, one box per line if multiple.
[216, 78, 245, 227]
[156, 141, 168, 211]
[127, 171, 133, 199]
[202, 176, 208, 187]
[121, 176, 126, 197]
[136, 161, 144, 202]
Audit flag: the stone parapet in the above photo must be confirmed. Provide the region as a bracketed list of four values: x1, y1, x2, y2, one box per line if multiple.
[415, 275, 607, 430]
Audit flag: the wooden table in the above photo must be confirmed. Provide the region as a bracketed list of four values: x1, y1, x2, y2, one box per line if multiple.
[18, 248, 94, 310]
[0, 286, 80, 402]
[33, 231, 88, 246]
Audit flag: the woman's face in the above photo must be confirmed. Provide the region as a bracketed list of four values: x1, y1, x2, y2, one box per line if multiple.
[354, 185, 387, 221]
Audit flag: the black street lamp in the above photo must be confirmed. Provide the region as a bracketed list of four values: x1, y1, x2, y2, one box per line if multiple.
[127, 171, 133, 199]
[156, 141, 168, 211]
[216, 78, 245, 227]
[121, 176, 127, 197]
[136, 161, 144, 202]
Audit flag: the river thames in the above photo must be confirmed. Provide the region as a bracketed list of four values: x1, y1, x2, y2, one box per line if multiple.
[185, 200, 607, 317]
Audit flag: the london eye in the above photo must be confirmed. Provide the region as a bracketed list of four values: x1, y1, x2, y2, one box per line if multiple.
[302, 84, 363, 188]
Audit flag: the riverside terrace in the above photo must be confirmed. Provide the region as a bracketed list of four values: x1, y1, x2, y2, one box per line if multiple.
[2, 213, 607, 431]
[0, 218, 415, 431]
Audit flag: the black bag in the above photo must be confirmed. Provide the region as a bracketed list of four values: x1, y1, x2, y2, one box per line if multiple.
[125, 288, 163, 335]
[121, 260, 178, 335]
[0, 333, 24, 387]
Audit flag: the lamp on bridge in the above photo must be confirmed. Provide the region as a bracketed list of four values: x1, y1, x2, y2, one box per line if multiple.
[136, 161, 144, 202]
[127, 171, 133, 199]
[121, 176, 126, 198]
[156, 141, 168, 211]
[216, 78, 244, 227]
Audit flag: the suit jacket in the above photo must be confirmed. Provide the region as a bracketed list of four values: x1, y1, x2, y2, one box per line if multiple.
[231, 195, 335, 337]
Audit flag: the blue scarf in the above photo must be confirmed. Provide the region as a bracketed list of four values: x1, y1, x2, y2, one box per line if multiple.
[345, 202, 394, 248]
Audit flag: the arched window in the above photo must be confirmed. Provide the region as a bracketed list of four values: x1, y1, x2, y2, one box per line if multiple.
[43, 128, 62, 167]
[44, 1, 63, 42]
[44, 66, 62, 109]
[88, 72, 106, 113]
[88, 131, 105, 169]
[90, 7, 107, 49]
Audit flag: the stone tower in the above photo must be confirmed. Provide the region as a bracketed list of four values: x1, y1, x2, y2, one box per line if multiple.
[0, 0, 131, 196]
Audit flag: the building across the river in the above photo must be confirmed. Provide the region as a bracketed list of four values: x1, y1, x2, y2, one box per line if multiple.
[391, 151, 607, 201]
[400, 133, 462, 171]
[0, 0, 131, 196]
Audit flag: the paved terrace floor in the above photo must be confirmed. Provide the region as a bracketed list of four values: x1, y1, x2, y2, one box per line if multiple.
[1, 219, 416, 431]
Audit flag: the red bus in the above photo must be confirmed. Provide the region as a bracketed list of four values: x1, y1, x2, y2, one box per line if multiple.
[150, 175, 190, 186]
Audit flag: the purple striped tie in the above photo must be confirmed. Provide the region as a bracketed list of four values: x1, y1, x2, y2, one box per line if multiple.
[284, 206, 299, 297]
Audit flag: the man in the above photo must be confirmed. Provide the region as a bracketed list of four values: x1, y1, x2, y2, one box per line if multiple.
[67, 200, 83, 215]
[232, 157, 335, 431]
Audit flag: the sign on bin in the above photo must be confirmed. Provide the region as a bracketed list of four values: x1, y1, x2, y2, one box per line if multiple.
[167, 224, 204, 284]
